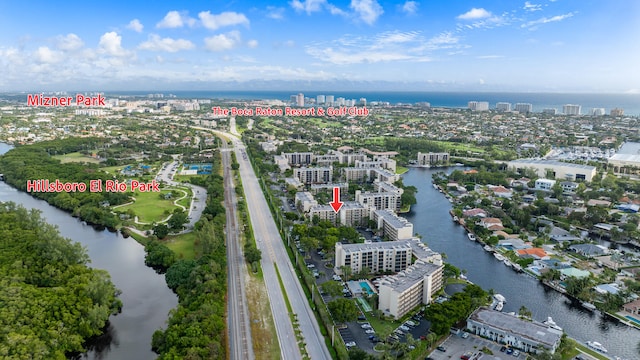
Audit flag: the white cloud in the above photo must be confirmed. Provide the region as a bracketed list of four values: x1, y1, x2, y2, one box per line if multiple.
[35, 46, 63, 63]
[98, 32, 130, 57]
[290, 0, 326, 14]
[350, 0, 384, 25]
[56, 33, 84, 51]
[267, 6, 285, 19]
[247, 39, 259, 48]
[157, 11, 195, 28]
[198, 11, 249, 30]
[523, 2, 542, 12]
[522, 12, 574, 28]
[204, 31, 241, 52]
[127, 19, 144, 32]
[327, 4, 348, 16]
[138, 34, 195, 52]
[307, 31, 435, 65]
[457, 8, 492, 20]
[401, 1, 418, 14]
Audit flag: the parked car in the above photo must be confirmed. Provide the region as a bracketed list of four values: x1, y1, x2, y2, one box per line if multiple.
[500, 346, 507, 352]
[506, 348, 514, 355]
[365, 329, 375, 334]
[345, 341, 356, 347]
[360, 323, 372, 329]
[461, 332, 469, 339]
[332, 275, 342, 281]
[513, 350, 520, 357]
[399, 325, 410, 332]
[436, 346, 447, 352]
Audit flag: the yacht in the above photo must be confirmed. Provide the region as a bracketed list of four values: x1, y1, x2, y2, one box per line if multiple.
[493, 294, 506, 303]
[512, 263, 523, 272]
[467, 233, 477, 241]
[483, 245, 493, 252]
[543, 317, 563, 331]
[494, 253, 505, 261]
[582, 302, 597, 311]
[503, 259, 512, 268]
[494, 302, 504, 312]
[587, 341, 608, 353]
[453, 215, 459, 223]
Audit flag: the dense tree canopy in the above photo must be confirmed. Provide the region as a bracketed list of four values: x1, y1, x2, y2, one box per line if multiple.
[0, 202, 121, 360]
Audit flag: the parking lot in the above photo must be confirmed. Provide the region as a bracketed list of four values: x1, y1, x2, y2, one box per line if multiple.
[427, 333, 526, 360]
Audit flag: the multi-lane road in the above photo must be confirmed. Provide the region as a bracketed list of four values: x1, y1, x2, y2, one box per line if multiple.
[230, 136, 332, 360]
[221, 140, 255, 360]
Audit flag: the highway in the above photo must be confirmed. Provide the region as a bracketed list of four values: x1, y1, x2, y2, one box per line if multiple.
[221, 140, 255, 360]
[230, 136, 332, 360]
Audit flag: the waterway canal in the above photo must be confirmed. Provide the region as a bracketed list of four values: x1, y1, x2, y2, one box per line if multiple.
[402, 167, 639, 359]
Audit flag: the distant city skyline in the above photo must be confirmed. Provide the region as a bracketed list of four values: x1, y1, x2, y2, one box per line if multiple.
[0, 1, 638, 93]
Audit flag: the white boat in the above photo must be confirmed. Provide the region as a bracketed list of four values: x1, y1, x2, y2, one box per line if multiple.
[483, 245, 493, 252]
[493, 294, 506, 303]
[543, 317, 563, 331]
[587, 341, 608, 353]
[582, 302, 597, 311]
[503, 259, 512, 267]
[433, 183, 438, 190]
[494, 253, 505, 261]
[512, 263, 522, 272]
[467, 233, 476, 241]
[453, 215, 459, 222]
[494, 302, 504, 311]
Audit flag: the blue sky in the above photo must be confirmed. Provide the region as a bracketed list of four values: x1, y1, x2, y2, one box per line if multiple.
[0, 0, 638, 92]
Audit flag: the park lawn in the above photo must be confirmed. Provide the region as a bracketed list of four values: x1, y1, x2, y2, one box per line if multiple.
[118, 189, 179, 223]
[396, 166, 409, 174]
[165, 232, 195, 260]
[54, 151, 101, 164]
[100, 164, 132, 174]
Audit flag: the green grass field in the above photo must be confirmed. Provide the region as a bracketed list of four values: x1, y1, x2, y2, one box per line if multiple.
[118, 189, 181, 223]
[54, 152, 101, 164]
[100, 164, 133, 174]
[165, 232, 195, 260]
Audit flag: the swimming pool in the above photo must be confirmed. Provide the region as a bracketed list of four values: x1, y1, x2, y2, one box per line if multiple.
[626, 315, 640, 325]
[360, 281, 375, 296]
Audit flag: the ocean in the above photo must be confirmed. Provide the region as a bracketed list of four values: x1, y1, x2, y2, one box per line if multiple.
[3, 90, 638, 116]
[106, 91, 640, 116]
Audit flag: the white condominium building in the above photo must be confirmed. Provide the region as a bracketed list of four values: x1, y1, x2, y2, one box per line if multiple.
[309, 204, 337, 223]
[293, 166, 333, 184]
[295, 192, 318, 213]
[417, 152, 450, 165]
[468, 101, 489, 111]
[355, 190, 401, 212]
[281, 152, 313, 165]
[563, 104, 581, 115]
[339, 201, 370, 227]
[373, 209, 413, 241]
[377, 260, 444, 319]
[334, 241, 413, 275]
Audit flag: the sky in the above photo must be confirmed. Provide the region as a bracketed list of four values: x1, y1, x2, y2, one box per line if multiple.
[0, 0, 638, 93]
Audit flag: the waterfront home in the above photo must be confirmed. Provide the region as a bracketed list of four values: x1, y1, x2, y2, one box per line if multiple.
[463, 208, 488, 218]
[489, 185, 513, 199]
[497, 238, 530, 251]
[559, 267, 591, 279]
[549, 226, 582, 242]
[568, 244, 608, 257]
[623, 299, 640, 316]
[594, 283, 620, 295]
[480, 217, 504, 231]
[516, 248, 549, 260]
[466, 307, 562, 354]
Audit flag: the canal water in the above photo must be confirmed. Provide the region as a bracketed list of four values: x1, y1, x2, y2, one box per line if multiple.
[0, 143, 177, 360]
[402, 167, 639, 359]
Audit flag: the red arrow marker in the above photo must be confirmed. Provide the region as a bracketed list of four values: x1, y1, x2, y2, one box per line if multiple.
[330, 187, 344, 213]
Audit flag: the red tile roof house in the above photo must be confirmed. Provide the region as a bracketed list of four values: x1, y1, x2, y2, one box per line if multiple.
[489, 185, 513, 199]
[479, 217, 504, 231]
[516, 248, 549, 260]
[463, 208, 488, 218]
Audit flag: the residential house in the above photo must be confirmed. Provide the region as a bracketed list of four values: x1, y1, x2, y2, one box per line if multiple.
[479, 217, 504, 231]
[623, 299, 640, 316]
[568, 244, 609, 257]
[516, 248, 548, 260]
